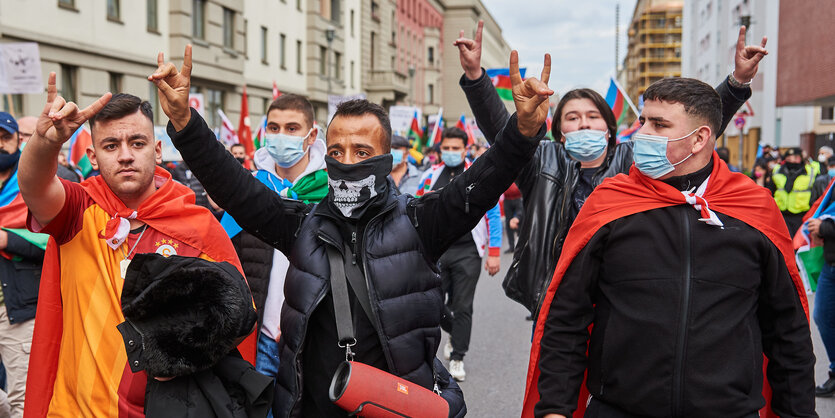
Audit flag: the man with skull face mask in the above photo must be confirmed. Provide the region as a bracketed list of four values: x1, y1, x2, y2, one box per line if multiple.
[156, 45, 552, 417]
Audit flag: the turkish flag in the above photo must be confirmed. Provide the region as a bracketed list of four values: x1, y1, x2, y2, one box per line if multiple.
[238, 85, 255, 165]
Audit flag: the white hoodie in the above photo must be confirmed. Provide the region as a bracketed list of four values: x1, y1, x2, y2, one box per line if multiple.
[255, 138, 327, 342]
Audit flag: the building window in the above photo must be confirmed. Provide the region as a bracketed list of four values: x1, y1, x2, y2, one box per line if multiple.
[223, 8, 235, 49]
[320, 46, 327, 74]
[148, 83, 161, 125]
[331, 0, 340, 22]
[297, 0, 302, 11]
[335, 52, 342, 80]
[107, 0, 120, 21]
[260, 26, 268, 63]
[243, 19, 248, 57]
[823, 106, 835, 122]
[370, 32, 376, 70]
[109, 72, 123, 93]
[147, 0, 158, 32]
[296, 40, 303, 74]
[350, 9, 355, 37]
[1, 95, 23, 116]
[428, 84, 434, 104]
[427, 46, 434, 65]
[280, 33, 287, 69]
[206, 88, 224, 129]
[371, 1, 379, 21]
[350, 60, 355, 88]
[60, 64, 77, 103]
[193, 0, 205, 39]
[58, 0, 75, 8]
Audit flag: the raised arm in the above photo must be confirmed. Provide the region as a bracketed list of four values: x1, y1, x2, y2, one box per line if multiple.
[19, 73, 111, 225]
[455, 20, 510, 145]
[715, 26, 767, 137]
[415, 51, 553, 260]
[152, 46, 307, 253]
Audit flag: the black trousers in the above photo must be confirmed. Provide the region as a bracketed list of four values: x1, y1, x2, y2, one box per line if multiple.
[583, 397, 760, 418]
[439, 241, 482, 361]
[504, 197, 523, 252]
[783, 212, 804, 236]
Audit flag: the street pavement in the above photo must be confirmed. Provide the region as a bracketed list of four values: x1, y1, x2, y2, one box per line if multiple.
[440, 250, 835, 417]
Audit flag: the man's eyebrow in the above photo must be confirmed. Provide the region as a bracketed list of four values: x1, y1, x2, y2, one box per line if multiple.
[646, 116, 670, 123]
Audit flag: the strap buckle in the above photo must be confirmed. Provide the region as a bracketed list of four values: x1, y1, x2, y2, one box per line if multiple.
[338, 338, 357, 361]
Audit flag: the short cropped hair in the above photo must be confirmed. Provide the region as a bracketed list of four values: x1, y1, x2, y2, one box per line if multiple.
[230, 143, 245, 151]
[88, 93, 153, 129]
[329, 99, 392, 152]
[267, 94, 315, 128]
[441, 127, 468, 148]
[553, 88, 618, 147]
[643, 77, 722, 136]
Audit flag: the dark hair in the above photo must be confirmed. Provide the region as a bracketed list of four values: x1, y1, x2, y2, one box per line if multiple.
[329, 99, 392, 151]
[230, 143, 245, 151]
[267, 94, 315, 128]
[643, 77, 722, 136]
[553, 88, 618, 147]
[88, 93, 153, 129]
[716, 147, 731, 163]
[441, 127, 467, 148]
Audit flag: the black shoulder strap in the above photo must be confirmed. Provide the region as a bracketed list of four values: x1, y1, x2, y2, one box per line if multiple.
[326, 246, 356, 347]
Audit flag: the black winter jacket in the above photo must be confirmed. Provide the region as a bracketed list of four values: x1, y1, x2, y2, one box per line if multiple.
[535, 165, 816, 418]
[231, 230, 274, 326]
[460, 70, 752, 315]
[169, 109, 543, 417]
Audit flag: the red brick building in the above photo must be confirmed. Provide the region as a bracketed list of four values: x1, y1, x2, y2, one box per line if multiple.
[396, 0, 444, 115]
[776, 0, 835, 106]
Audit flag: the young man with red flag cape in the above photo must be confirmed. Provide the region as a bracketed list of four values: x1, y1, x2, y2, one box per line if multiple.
[523, 78, 816, 418]
[18, 74, 255, 418]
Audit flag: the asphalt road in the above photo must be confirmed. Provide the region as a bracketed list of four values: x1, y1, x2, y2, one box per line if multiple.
[440, 250, 835, 417]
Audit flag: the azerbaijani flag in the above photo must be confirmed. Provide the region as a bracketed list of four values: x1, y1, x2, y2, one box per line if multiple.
[456, 114, 476, 146]
[794, 178, 835, 292]
[486, 68, 526, 101]
[605, 76, 638, 127]
[253, 115, 267, 150]
[617, 118, 641, 143]
[408, 111, 423, 148]
[68, 125, 93, 177]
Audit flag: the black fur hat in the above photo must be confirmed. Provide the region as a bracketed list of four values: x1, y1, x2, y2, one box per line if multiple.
[118, 253, 256, 378]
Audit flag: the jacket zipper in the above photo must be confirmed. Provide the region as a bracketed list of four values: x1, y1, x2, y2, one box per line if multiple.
[465, 183, 475, 213]
[672, 208, 692, 417]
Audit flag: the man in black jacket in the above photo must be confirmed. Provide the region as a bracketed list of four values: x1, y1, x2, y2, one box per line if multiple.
[530, 77, 816, 418]
[0, 112, 46, 418]
[456, 21, 764, 318]
[151, 45, 553, 417]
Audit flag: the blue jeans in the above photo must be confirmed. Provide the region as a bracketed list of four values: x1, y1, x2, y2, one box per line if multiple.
[256, 332, 280, 418]
[814, 263, 835, 371]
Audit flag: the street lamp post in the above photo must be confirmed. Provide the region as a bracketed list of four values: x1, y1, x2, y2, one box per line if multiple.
[325, 28, 335, 101]
[408, 65, 416, 107]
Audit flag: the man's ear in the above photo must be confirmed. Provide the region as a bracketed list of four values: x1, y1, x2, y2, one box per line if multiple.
[155, 140, 163, 165]
[692, 125, 713, 154]
[86, 145, 99, 170]
[306, 127, 318, 148]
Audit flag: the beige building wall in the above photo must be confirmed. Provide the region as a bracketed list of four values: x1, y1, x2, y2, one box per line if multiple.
[440, 0, 511, 125]
[360, 0, 407, 111]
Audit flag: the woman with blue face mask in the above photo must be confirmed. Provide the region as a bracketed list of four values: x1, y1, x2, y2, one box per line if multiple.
[455, 20, 762, 320]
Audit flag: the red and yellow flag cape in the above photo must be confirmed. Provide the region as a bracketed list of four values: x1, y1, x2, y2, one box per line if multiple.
[25, 167, 256, 418]
[522, 152, 808, 418]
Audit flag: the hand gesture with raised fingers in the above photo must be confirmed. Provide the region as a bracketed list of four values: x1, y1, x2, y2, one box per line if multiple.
[149, 45, 193, 131]
[36, 72, 111, 146]
[733, 26, 768, 84]
[511, 51, 553, 137]
[454, 20, 484, 80]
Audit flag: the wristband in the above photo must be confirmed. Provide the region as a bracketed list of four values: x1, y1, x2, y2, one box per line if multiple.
[728, 72, 752, 88]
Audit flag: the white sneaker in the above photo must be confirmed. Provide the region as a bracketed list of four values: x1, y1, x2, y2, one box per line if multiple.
[448, 359, 466, 382]
[443, 341, 452, 360]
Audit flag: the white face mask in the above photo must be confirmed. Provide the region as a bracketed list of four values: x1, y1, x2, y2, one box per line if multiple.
[264, 128, 314, 168]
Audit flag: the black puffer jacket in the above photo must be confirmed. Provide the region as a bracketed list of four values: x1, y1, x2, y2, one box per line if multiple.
[460, 71, 752, 315]
[169, 109, 543, 418]
[231, 231, 273, 325]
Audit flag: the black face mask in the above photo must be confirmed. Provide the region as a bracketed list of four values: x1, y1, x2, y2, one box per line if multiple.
[235, 157, 246, 165]
[325, 154, 392, 219]
[785, 162, 803, 171]
[0, 148, 21, 172]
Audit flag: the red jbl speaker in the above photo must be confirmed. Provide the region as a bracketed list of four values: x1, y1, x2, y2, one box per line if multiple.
[329, 361, 449, 417]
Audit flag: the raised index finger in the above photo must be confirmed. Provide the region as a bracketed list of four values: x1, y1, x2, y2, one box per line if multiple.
[78, 92, 113, 121]
[736, 26, 747, 53]
[46, 72, 57, 103]
[509, 50, 523, 87]
[157, 52, 164, 67]
[181, 44, 193, 79]
[475, 20, 484, 45]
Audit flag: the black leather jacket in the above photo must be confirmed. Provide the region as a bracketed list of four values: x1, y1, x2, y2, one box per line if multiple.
[460, 71, 751, 315]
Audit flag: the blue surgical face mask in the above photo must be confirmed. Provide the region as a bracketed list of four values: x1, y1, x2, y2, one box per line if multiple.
[390, 149, 404, 166]
[441, 150, 464, 167]
[829, 168, 835, 177]
[264, 128, 313, 168]
[562, 129, 608, 162]
[632, 127, 700, 179]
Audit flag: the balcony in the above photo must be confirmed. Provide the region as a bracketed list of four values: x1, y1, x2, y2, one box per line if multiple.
[366, 69, 409, 95]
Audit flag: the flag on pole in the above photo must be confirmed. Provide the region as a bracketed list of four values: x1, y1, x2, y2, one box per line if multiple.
[238, 86, 255, 164]
[605, 76, 639, 127]
[407, 111, 423, 148]
[486, 68, 526, 101]
[67, 125, 93, 177]
[426, 107, 444, 148]
[794, 179, 835, 292]
[253, 115, 268, 150]
[617, 118, 642, 143]
[217, 109, 239, 146]
[544, 105, 555, 140]
[456, 114, 475, 146]
[272, 81, 281, 100]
